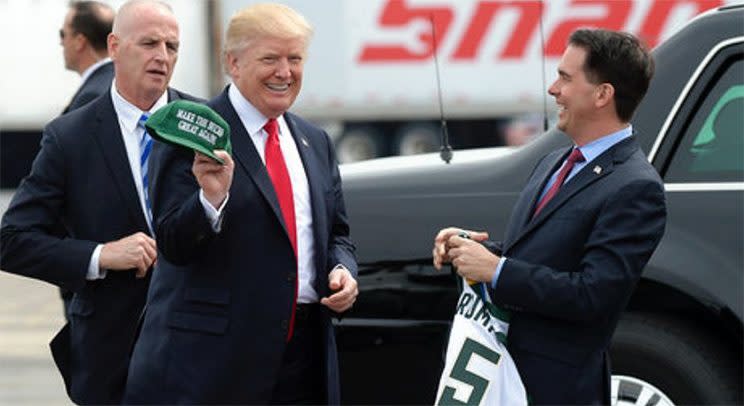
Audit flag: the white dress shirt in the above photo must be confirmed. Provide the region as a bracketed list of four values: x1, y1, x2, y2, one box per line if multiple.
[85, 86, 168, 280]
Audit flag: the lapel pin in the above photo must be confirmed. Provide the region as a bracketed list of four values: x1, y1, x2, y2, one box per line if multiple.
[593, 165, 602, 175]
[301, 137, 309, 147]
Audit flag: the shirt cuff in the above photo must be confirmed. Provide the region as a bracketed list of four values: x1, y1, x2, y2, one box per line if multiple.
[490, 256, 507, 289]
[86, 244, 107, 280]
[199, 189, 229, 232]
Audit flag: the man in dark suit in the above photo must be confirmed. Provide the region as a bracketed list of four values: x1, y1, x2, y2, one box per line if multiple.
[58, 0, 116, 319]
[124, 3, 358, 404]
[0, 1, 197, 404]
[60, 1, 115, 114]
[433, 29, 666, 404]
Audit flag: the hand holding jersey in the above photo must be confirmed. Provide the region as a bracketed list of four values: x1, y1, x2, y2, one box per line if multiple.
[435, 231, 527, 405]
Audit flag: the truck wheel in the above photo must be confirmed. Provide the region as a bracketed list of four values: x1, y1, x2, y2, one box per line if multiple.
[610, 313, 742, 405]
[335, 126, 384, 163]
[393, 123, 440, 156]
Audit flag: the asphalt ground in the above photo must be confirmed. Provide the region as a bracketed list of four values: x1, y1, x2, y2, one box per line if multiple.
[0, 189, 70, 405]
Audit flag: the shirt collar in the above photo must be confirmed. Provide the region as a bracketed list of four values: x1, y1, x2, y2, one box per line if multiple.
[228, 83, 286, 136]
[110, 85, 169, 134]
[80, 58, 111, 83]
[576, 125, 633, 163]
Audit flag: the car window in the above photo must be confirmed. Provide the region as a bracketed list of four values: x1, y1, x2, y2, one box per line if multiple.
[665, 57, 743, 183]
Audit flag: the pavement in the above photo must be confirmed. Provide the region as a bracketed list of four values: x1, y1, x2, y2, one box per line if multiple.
[0, 189, 70, 405]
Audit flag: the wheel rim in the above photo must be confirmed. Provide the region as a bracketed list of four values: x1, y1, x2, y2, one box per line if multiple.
[611, 375, 676, 406]
[337, 134, 380, 163]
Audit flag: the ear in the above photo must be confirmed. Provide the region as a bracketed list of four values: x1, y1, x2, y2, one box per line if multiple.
[107, 32, 118, 60]
[73, 33, 87, 52]
[225, 51, 240, 78]
[595, 83, 615, 108]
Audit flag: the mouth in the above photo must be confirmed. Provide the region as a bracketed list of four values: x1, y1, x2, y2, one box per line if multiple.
[146, 68, 167, 78]
[265, 83, 290, 93]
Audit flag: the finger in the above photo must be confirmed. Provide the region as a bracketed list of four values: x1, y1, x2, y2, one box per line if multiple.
[328, 269, 344, 290]
[435, 227, 459, 244]
[213, 150, 232, 165]
[447, 235, 467, 248]
[470, 231, 490, 242]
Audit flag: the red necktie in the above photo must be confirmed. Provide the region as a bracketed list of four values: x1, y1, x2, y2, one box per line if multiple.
[263, 118, 298, 341]
[533, 148, 585, 217]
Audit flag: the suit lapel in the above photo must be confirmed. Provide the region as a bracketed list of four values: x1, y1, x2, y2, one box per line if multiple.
[504, 138, 639, 252]
[211, 92, 288, 234]
[285, 113, 328, 266]
[90, 96, 150, 233]
[503, 149, 568, 248]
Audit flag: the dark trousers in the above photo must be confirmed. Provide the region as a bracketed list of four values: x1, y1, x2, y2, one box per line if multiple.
[270, 304, 325, 405]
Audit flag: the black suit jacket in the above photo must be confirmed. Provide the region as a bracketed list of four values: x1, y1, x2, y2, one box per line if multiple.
[490, 137, 666, 404]
[62, 61, 114, 114]
[0, 87, 200, 404]
[124, 89, 357, 404]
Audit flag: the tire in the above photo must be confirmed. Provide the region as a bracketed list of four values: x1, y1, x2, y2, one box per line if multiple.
[335, 126, 385, 163]
[393, 123, 441, 156]
[610, 313, 742, 405]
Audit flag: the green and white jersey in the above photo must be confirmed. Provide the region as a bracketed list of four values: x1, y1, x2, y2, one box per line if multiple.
[435, 277, 528, 405]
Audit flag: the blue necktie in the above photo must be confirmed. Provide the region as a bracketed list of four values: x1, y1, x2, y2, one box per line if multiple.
[138, 113, 154, 230]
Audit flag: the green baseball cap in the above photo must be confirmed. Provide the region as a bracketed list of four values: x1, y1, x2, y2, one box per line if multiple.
[145, 100, 232, 164]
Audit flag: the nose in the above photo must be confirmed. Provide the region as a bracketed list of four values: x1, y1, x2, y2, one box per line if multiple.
[548, 79, 559, 97]
[274, 58, 291, 79]
[153, 42, 167, 62]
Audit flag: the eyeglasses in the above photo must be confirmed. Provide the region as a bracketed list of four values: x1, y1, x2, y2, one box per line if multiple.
[59, 29, 66, 40]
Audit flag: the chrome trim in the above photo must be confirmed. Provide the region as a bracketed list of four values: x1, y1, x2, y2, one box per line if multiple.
[648, 36, 744, 163]
[665, 182, 744, 192]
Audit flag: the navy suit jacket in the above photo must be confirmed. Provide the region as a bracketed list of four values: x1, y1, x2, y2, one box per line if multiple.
[490, 137, 666, 404]
[124, 89, 357, 404]
[0, 87, 199, 404]
[62, 61, 114, 114]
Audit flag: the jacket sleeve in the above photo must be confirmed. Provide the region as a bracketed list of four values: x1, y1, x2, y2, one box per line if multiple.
[149, 141, 216, 266]
[324, 132, 358, 278]
[0, 127, 95, 291]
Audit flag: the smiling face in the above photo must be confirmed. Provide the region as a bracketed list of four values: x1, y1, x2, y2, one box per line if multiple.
[109, 2, 179, 110]
[548, 45, 602, 142]
[227, 35, 306, 118]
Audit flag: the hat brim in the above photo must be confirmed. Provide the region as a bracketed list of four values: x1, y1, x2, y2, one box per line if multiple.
[146, 124, 226, 165]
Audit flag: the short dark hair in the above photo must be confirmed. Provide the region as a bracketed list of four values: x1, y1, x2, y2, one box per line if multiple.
[69, 1, 114, 53]
[569, 29, 655, 122]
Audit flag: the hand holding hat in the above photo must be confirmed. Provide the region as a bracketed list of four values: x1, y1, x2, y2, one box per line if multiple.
[145, 100, 232, 164]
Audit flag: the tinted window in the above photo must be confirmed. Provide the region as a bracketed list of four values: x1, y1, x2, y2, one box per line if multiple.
[665, 57, 744, 183]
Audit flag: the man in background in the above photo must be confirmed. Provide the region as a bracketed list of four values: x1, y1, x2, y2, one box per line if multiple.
[1, 1, 198, 403]
[58, 0, 116, 320]
[60, 0, 115, 114]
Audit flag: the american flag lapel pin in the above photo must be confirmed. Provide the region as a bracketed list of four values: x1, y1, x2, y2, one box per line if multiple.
[593, 165, 602, 175]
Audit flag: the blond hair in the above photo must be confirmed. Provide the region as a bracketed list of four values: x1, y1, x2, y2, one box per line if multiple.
[224, 3, 313, 55]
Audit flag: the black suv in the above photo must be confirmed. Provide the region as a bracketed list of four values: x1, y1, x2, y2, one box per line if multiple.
[336, 4, 743, 405]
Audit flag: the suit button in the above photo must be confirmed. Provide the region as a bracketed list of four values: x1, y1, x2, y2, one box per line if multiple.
[287, 273, 295, 282]
[281, 320, 288, 330]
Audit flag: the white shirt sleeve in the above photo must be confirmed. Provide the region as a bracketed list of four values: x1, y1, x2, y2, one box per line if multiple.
[199, 189, 230, 232]
[86, 244, 108, 280]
